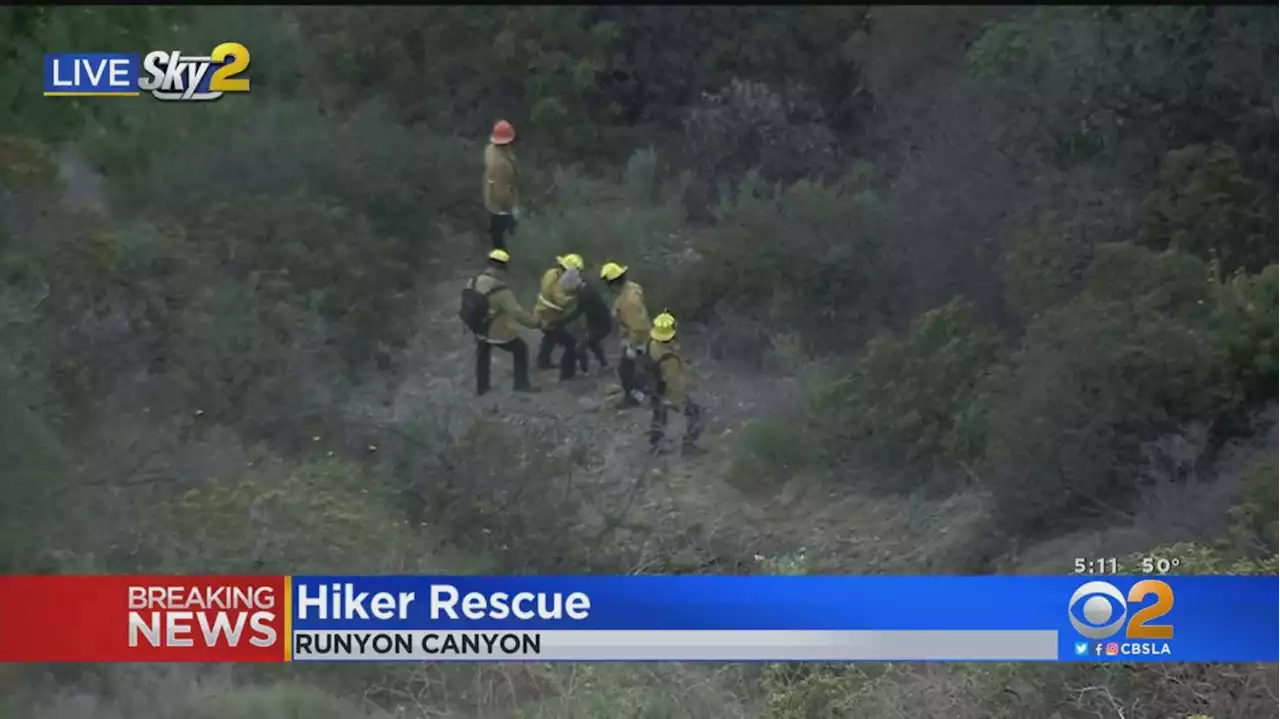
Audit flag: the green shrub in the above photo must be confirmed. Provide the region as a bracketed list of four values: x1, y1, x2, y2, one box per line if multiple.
[1140, 143, 1275, 274]
[298, 7, 631, 166]
[373, 416, 592, 572]
[0, 8, 190, 140]
[1000, 209, 1097, 322]
[510, 157, 688, 300]
[185, 682, 392, 719]
[0, 135, 62, 192]
[727, 417, 820, 492]
[178, 188, 415, 364]
[680, 79, 843, 208]
[16, 676, 398, 719]
[967, 7, 1277, 178]
[2, 203, 167, 412]
[809, 298, 1001, 488]
[0, 371, 71, 573]
[134, 456, 446, 574]
[1083, 242, 1216, 318]
[982, 292, 1233, 535]
[2, 190, 340, 427]
[97, 99, 478, 264]
[1226, 454, 1279, 558]
[1212, 265, 1278, 407]
[673, 168, 902, 349]
[762, 665, 866, 719]
[158, 278, 337, 428]
[299, 7, 868, 169]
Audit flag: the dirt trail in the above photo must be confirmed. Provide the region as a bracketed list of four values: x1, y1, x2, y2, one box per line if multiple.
[342, 271, 956, 574]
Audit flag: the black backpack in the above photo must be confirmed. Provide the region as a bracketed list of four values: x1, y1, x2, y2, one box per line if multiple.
[635, 345, 677, 395]
[459, 278, 506, 336]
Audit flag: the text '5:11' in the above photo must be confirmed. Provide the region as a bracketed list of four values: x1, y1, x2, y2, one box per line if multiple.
[1074, 558, 1118, 574]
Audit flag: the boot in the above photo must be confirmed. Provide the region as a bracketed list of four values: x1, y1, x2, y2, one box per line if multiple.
[535, 339, 556, 370]
[648, 430, 667, 454]
[514, 384, 542, 394]
[616, 395, 641, 409]
[681, 442, 707, 457]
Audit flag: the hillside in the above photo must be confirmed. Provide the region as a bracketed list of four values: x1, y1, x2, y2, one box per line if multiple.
[3, 5, 1277, 719]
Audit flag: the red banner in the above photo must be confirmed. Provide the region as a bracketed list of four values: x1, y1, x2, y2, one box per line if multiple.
[0, 575, 288, 662]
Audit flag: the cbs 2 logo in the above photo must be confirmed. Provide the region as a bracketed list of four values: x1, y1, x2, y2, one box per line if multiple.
[1068, 580, 1173, 640]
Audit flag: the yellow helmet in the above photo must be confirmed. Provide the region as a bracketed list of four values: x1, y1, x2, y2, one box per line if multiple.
[650, 311, 677, 342]
[600, 261, 628, 281]
[488, 248, 511, 264]
[557, 253, 585, 271]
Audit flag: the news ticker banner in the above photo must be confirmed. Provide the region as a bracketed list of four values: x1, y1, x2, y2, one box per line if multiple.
[0, 576, 1274, 663]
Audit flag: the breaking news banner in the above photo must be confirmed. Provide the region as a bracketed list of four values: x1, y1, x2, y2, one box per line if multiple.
[0, 576, 1274, 663]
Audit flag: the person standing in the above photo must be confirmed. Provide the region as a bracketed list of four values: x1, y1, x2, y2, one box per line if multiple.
[482, 120, 520, 252]
[601, 261, 650, 408]
[642, 312, 705, 456]
[460, 249, 540, 396]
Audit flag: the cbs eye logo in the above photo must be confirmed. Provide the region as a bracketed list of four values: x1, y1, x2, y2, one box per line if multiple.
[1068, 580, 1174, 640]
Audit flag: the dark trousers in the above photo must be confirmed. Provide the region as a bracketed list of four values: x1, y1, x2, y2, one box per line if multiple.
[649, 396, 704, 449]
[487, 213, 516, 252]
[536, 325, 578, 379]
[618, 354, 638, 395]
[476, 338, 530, 395]
[578, 327, 610, 372]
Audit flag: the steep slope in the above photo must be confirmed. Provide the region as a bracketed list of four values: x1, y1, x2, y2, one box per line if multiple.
[340, 270, 985, 576]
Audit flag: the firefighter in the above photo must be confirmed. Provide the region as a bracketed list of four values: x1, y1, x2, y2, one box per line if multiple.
[601, 261, 650, 408]
[482, 120, 519, 252]
[642, 312, 705, 456]
[462, 249, 540, 396]
[534, 253, 585, 381]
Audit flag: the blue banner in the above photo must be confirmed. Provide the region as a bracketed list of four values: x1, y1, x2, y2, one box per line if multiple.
[289, 576, 1278, 662]
[43, 53, 140, 96]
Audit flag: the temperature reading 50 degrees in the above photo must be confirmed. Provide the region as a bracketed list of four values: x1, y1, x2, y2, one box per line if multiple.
[1141, 556, 1182, 574]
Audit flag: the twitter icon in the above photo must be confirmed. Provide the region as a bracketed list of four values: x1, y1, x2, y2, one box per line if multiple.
[1074, 642, 1089, 656]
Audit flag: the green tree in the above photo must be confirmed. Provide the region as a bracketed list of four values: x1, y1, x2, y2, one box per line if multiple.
[0, 7, 188, 138]
[1140, 143, 1274, 273]
[967, 7, 1278, 178]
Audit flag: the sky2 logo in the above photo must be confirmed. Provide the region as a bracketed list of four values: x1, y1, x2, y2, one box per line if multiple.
[138, 42, 251, 101]
[1068, 580, 1174, 640]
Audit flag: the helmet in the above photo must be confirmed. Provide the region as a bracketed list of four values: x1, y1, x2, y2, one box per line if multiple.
[488, 248, 511, 264]
[600, 261, 628, 281]
[650, 312, 677, 342]
[490, 120, 515, 145]
[557, 253, 585, 271]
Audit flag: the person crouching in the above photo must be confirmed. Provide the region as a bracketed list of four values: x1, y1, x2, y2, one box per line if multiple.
[534, 253, 585, 382]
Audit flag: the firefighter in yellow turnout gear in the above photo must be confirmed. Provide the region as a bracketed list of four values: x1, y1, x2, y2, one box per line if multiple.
[642, 312, 705, 456]
[462, 249, 541, 396]
[601, 261, 650, 408]
[535, 253, 585, 381]
[482, 120, 519, 251]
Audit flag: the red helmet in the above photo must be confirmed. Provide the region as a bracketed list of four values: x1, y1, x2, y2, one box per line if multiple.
[490, 120, 515, 145]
